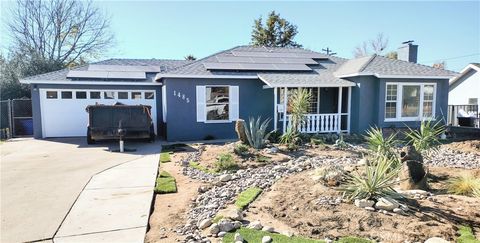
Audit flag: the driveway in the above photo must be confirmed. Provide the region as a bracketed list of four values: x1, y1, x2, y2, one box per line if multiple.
[1, 137, 161, 243]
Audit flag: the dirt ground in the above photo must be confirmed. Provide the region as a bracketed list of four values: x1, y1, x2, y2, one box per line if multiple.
[247, 167, 480, 243]
[145, 153, 204, 243]
[443, 139, 480, 155]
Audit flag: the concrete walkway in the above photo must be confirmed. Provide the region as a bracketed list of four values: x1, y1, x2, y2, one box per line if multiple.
[53, 154, 159, 243]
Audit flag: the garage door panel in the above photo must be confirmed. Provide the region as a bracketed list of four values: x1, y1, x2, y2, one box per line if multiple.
[40, 89, 157, 138]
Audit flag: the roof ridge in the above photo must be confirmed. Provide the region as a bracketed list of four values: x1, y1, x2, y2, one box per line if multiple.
[358, 54, 377, 72]
[374, 54, 458, 74]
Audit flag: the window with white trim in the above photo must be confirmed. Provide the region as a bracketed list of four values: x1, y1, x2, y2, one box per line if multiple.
[196, 85, 239, 123]
[384, 83, 436, 121]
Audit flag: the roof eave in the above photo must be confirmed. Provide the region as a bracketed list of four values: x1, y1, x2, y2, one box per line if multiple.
[449, 64, 479, 86]
[335, 72, 455, 79]
[155, 73, 258, 81]
[19, 79, 161, 86]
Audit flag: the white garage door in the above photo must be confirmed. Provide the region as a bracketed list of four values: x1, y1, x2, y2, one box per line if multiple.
[39, 89, 157, 138]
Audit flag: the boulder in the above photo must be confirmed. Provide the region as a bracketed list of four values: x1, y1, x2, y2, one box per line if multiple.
[354, 199, 375, 208]
[208, 223, 220, 235]
[218, 219, 235, 232]
[197, 218, 212, 229]
[399, 160, 429, 190]
[424, 237, 450, 243]
[374, 197, 399, 211]
[248, 221, 263, 230]
[219, 208, 243, 221]
[365, 207, 375, 212]
[219, 174, 232, 182]
[218, 231, 227, 237]
[262, 236, 273, 243]
[235, 119, 248, 144]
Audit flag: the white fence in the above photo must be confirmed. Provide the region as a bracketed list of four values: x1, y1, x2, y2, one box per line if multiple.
[286, 113, 342, 133]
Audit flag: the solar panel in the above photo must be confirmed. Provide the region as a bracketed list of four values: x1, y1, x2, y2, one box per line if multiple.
[88, 65, 161, 72]
[203, 63, 311, 71]
[67, 70, 146, 79]
[216, 56, 318, 64]
[232, 51, 327, 59]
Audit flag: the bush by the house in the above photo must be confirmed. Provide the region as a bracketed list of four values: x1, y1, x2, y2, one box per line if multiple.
[243, 116, 272, 149]
[365, 126, 398, 160]
[279, 126, 301, 146]
[233, 143, 249, 156]
[340, 156, 402, 201]
[447, 173, 480, 197]
[214, 153, 238, 172]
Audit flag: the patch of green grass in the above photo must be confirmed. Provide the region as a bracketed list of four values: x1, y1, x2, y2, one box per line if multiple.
[223, 228, 322, 243]
[160, 151, 171, 163]
[212, 215, 224, 223]
[458, 225, 480, 243]
[235, 187, 262, 209]
[256, 155, 271, 163]
[154, 171, 177, 194]
[214, 153, 238, 172]
[189, 161, 217, 174]
[337, 236, 373, 243]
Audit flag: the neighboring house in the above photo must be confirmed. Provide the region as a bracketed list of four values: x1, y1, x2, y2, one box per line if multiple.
[20, 44, 458, 141]
[449, 63, 480, 106]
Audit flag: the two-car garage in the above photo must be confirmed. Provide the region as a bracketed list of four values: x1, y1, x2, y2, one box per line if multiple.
[38, 88, 158, 138]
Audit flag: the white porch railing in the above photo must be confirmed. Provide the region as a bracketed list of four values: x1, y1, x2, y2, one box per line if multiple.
[285, 113, 342, 133]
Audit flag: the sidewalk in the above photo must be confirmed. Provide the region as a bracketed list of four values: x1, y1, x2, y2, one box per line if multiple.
[54, 154, 159, 243]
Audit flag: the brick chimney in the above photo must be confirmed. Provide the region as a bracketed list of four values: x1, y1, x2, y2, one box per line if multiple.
[398, 40, 418, 63]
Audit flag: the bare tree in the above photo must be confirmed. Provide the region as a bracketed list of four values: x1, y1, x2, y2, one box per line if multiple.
[354, 33, 389, 58]
[7, 0, 114, 66]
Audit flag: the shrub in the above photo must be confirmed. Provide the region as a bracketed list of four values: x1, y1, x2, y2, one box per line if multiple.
[279, 126, 301, 145]
[313, 165, 346, 186]
[233, 143, 249, 156]
[339, 156, 402, 200]
[214, 153, 238, 172]
[243, 117, 272, 149]
[310, 134, 325, 145]
[334, 134, 349, 149]
[404, 120, 445, 155]
[235, 187, 263, 209]
[457, 225, 480, 243]
[364, 126, 398, 159]
[289, 88, 312, 132]
[447, 173, 480, 197]
[268, 130, 282, 143]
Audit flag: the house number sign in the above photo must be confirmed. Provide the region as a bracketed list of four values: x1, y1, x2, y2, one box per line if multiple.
[173, 90, 190, 103]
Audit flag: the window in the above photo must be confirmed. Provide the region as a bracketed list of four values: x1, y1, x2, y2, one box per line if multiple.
[279, 87, 319, 114]
[90, 91, 101, 99]
[46, 91, 57, 99]
[61, 91, 72, 99]
[468, 98, 478, 105]
[118, 92, 128, 99]
[206, 87, 229, 121]
[76, 91, 87, 99]
[104, 91, 115, 99]
[145, 92, 154, 99]
[131, 92, 142, 99]
[385, 83, 436, 121]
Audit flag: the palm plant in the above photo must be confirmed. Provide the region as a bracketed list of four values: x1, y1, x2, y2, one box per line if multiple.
[243, 117, 272, 149]
[404, 120, 445, 155]
[339, 156, 402, 200]
[364, 126, 398, 160]
[289, 88, 312, 132]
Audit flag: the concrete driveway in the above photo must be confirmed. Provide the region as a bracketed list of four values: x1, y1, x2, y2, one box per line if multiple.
[1, 138, 161, 243]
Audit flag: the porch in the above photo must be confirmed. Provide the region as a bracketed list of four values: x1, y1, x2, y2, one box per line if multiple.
[273, 86, 352, 134]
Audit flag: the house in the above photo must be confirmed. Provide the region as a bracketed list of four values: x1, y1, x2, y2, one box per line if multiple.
[449, 63, 479, 106]
[20, 44, 458, 141]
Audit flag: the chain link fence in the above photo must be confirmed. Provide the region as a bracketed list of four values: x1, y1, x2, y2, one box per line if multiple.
[1, 99, 33, 139]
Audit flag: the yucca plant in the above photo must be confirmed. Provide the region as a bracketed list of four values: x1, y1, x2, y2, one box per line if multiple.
[289, 88, 312, 132]
[364, 126, 398, 160]
[339, 156, 402, 200]
[243, 117, 272, 149]
[447, 173, 480, 197]
[404, 119, 445, 155]
[279, 126, 300, 145]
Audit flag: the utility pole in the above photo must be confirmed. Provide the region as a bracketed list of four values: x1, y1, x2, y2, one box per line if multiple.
[322, 47, 337, 56]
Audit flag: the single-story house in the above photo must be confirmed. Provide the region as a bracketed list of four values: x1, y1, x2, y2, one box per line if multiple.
[20, 44, 458, 141]
[449, 63, 479, 106]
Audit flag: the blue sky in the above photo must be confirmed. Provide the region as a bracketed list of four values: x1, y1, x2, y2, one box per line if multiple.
[1, 1, 479, 71]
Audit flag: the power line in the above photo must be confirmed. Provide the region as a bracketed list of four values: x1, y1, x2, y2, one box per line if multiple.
[423, 53, 480, 63]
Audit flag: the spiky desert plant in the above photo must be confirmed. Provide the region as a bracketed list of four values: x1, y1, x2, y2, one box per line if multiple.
[243, 117, 271, 149]
[279, 126, 300, 145]
[339, 156, 402, 200]
[364, 126, 398, 160]
[404, 120, 445, 155]
[289, 88, 312, 132]
[447, 173, 480, 197]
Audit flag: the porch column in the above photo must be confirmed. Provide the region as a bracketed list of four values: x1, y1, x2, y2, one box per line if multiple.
[282, 87, 288, 133]
[347, 86, 352, 133]
[337, 87, 342, 134]
[274, 87, 278, 131]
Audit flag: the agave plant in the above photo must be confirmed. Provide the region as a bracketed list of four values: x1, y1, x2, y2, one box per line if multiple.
[339, 156, 402, 201]
[243, 117, 272, 149]
[364, 126, 398, 160]
[404, 120, 445, 155]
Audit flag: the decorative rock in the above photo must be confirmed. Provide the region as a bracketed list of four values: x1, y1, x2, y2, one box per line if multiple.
[262, 236, 273, 243]
[393, 208, 403, 214]
[198, 218, 212, 229]
[365, 206, 375, 211]
[219, 174, 232, 182]
[262, 226, 275, 233]
[354, 199, 375, 208]
[234, 232, 244, 242]
[218, 219, 235, 232]
[208, 223, 220, 235]
[233, 221, 242, 229]
[424, 237, 450, 243]
[374, 197, 400, 211]
[218, 231, 227, 237]
[282, 231, 294, 237]
[221, 208, 243, 221]
[248, 221, 263, 230]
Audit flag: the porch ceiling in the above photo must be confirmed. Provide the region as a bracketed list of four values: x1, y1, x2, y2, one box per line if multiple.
[258, 73, 355, 88]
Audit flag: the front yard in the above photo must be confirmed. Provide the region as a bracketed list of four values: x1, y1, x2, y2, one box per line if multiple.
[146, 129, 480, 243]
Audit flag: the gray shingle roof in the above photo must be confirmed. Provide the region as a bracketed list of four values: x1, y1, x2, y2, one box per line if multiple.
[23, 58, 190, 81]
[258, 73, 354, 87]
